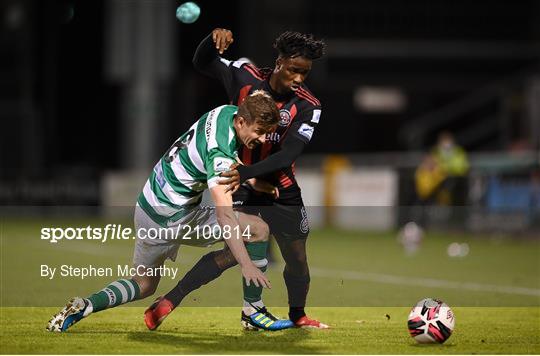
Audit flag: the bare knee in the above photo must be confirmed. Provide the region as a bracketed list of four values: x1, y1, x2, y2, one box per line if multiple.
[248, 219, 269, 242]
[239, 212, 269, 243]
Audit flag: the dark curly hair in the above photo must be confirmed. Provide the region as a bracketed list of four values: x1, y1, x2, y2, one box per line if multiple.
[273, 31, 326, 60]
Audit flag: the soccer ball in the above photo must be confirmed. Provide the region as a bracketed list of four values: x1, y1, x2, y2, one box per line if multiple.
[407, 298, 455, 344]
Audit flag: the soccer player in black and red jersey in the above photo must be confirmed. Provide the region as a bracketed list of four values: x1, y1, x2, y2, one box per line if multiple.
[145, 28, 328, 330]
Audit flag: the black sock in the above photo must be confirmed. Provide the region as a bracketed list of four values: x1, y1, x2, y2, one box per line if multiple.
[283, 269, 310, 322]
[289, 307, 306, 323]
[164, 251, 224, 307]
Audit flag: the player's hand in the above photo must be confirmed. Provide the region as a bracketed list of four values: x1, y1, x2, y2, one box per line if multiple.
[241, 263, 271, 289]
[212, 28, 234, 55]
[247, 179, 279, 199]
[220, 163, 241, 193]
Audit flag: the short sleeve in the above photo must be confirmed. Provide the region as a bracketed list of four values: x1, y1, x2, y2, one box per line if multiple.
[206, 149, 236, 189]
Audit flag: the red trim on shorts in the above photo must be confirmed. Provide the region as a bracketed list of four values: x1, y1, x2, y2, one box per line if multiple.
[278, 171, 294, 188]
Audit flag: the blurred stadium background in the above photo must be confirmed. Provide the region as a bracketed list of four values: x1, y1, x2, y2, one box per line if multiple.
[1, 0, 539, 235]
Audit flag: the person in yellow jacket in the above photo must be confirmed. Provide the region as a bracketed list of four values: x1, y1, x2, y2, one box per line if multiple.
[415, 155, 447, 202]
[432, 131, 469, 177]
[415, 131, 469, 205]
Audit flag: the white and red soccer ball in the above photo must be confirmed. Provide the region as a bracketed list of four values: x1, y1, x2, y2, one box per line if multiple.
[407, 298, 455, 344]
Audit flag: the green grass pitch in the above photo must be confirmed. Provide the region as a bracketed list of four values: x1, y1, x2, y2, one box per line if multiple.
[1, 307, 539, 354]
[1, 218, 539, 354]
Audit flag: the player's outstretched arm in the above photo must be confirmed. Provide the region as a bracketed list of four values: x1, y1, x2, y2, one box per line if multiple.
[192, 33, 220, 72]
[192, 29, 235, 97]
[220, 136, 306, 191]
[192, 28, 233, 69]
[212, 28, 234, 54]
[209, 184, 270, 288]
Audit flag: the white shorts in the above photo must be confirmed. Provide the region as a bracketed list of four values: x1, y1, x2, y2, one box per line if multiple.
[132, 204, 223, 268]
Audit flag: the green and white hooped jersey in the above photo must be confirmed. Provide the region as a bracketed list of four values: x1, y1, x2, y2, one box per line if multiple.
[137, 105, 239, 227]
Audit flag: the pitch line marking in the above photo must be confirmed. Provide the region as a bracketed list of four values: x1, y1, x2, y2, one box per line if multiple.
[309, 267, 540, 297]
[45, 242, 539, 297]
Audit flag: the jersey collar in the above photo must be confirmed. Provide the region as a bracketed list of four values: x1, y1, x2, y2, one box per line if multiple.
[263, 78, 294, 102]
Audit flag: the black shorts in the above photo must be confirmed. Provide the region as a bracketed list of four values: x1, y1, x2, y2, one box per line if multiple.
[233, 185, 309, 240]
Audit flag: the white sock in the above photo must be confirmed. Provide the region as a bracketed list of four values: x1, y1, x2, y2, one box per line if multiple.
[242, 299, 264, 315]
[82, 299, 93, 317]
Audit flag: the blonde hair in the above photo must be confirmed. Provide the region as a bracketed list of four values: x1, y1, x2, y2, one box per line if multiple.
[237, 90, 279, 129]
[249, 89, 272, 99]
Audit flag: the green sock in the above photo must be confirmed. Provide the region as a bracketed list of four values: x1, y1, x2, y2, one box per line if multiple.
[243, 241, 268, 303]
[86, 279, 141, 314]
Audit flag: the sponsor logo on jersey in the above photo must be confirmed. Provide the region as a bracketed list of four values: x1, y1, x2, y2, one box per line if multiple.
[279, 109, 292, 126]
[266, 132, 281, 143]
[298, 123, 314, 141]
[213, 157, 233, 173]
[205, 110, 216, 140]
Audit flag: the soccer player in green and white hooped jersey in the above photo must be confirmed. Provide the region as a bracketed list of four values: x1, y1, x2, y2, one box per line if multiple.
[47, 91, 294, 332]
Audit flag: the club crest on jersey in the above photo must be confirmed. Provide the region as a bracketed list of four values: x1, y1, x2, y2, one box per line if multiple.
[279, 109, 292, 126]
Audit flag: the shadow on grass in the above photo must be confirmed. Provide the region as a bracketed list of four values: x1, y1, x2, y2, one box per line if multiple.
[127, 328, 326, 354]
[409, 342, 456, 349]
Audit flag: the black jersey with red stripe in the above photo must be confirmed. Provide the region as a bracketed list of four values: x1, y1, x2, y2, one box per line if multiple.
[193, 34, 322, 201]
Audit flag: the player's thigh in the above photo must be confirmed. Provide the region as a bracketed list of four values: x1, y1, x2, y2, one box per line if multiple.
[174, 205, 225, 247]
[133, 205, 182, 265]
[262, 203, 310, 241]
[132, 238, 180, 269]
[131, 240, 179, 296]
[133, 205, 181, 293]
[179, 203, 269, 244]
[233, 185, 273, 242]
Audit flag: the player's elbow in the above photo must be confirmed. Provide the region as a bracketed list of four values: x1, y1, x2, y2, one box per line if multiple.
[278, 146, 304, 168]
[279, 157, 296, 169]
